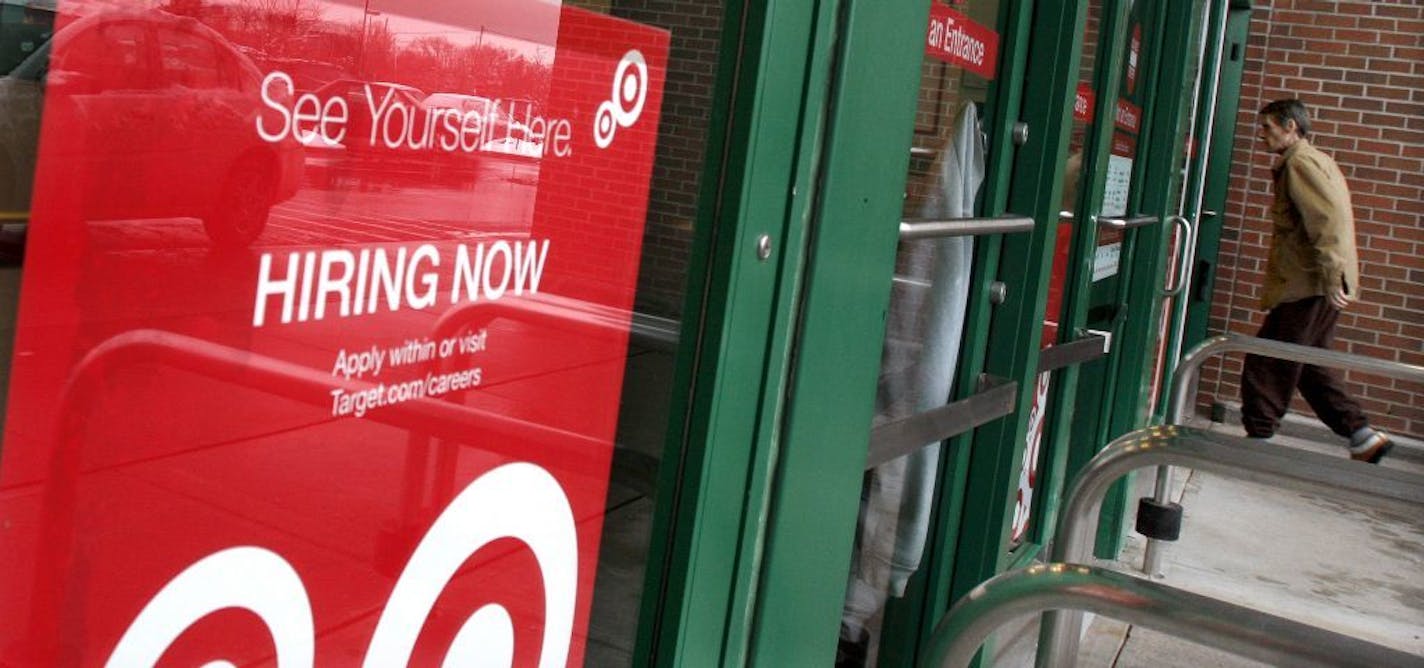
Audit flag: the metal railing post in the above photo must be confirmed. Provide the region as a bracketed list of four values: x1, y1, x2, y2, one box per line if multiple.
[927, 563, 1420, 668]
[1143, 334, 1424, 575]
[1035, 425, 1424, 666]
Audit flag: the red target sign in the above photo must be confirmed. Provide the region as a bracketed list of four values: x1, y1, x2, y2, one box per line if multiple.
[0, 2, 669, 665]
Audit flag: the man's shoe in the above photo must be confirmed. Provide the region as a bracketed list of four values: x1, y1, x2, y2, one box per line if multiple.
[1349, 432, 1393, 464]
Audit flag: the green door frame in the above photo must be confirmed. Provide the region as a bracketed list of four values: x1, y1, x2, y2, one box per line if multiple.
[632, 0, 961, 664]
[1034, 0, 1137, 556]
[942, 0, 1086, 608]
[633, 1, 852, 664]
[1175, 1, 1254, 406]
[743, 0, 938, 662]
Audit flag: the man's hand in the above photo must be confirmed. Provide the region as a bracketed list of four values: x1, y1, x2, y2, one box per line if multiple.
[1328, 286, 1352, 310]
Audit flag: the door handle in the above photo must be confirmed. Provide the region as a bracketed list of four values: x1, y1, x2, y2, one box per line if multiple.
[1162, 215, 1193, 297]
[1092, 214, 1158, 230]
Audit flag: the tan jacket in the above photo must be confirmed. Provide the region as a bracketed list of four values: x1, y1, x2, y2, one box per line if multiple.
[1262, 141, 1360, 310]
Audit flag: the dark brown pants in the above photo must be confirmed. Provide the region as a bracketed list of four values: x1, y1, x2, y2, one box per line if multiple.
[1240, 296, 1368, 439]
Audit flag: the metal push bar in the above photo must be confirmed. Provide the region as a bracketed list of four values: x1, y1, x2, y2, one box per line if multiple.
[861, 214, 1038, 467]
[926, 563, 1421, 668]
[899, 214, 1036, 240]
[1092, 214, 1158, 230]
[1144, 334, 1424, 574]
[866, 376, 1016, 470]
[1035, 425, 1424, 665]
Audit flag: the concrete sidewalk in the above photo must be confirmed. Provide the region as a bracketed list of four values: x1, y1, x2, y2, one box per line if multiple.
[987, 418, 1424, 666]
[1075, 420, 1424, 666]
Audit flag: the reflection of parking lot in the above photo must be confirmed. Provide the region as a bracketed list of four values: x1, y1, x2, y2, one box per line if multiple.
[82, 156, 539, 250]
[268, 158, 539, 245]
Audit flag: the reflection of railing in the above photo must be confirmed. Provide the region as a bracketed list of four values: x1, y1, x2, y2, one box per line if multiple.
[58, 330, 608, 462]
[31, 328, 614, 661]
[924, 562, 1418, 668]
[428, 292, 678, 353]
[1035, 425, 1424, 666]
[401, 295, 677, 519]
[898, 214, 1035, 240]
[1143, 334, 1424, 574]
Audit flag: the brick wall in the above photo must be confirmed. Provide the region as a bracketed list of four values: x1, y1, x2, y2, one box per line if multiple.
[1198, 0, 1423, 437]
[607, 0, 723, 320]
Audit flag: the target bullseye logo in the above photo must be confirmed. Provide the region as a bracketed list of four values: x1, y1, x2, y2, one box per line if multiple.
[594, 50, 648, 149]
[105, 463, 578, 668]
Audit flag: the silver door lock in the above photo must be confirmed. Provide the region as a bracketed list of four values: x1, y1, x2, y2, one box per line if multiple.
[1012, 122, 1030, 146]
[989, 281, 1008, 304]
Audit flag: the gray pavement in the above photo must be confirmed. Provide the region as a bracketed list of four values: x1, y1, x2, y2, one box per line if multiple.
[993, 415, 1424, 667]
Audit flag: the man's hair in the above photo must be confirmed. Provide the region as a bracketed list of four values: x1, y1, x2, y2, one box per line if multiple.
[1259, 98, 1311, 138]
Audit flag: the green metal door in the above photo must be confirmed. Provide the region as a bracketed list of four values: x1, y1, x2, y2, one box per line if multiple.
[1038, 0, 1213, 558]
[738, 0, 1096, 664]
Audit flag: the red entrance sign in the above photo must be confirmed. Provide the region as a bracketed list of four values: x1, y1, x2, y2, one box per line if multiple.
[925, 3, 1000, 80]
[0, 0, 668, 665]
[1115, 98, 1142, 134]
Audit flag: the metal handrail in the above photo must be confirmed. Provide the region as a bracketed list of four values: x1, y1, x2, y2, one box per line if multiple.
[899, 215, 1035, 239]
[927, 563, 1419, 668]
[1143, 333, 1424, 573]
[1036, 425, 1424, 665]
[1165, 333, 1424, 426]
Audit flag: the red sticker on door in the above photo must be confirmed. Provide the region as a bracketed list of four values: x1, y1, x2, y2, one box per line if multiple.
[0, 1, 667, 665]
[1074, 82, 1096, 123]
[925, 3, 999, 80]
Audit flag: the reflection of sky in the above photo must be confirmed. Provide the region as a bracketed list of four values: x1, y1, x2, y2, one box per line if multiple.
[47, 0, 560, 63]
[316, 0, 558, 63]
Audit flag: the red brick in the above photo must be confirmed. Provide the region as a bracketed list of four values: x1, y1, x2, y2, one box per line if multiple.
[1376, 4, 1423, 19]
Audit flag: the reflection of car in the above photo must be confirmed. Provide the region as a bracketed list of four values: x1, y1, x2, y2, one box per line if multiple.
[311, 78, 426, 152]
[424, 92, 540, 159]
[246, 52, 349, 96]
[0, 10, 303, 246]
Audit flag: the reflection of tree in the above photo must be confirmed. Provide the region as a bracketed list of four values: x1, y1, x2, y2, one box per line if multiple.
[233, 0, 323, 47]
[162, 0, 323, 56]
[393, 36, 549, 100]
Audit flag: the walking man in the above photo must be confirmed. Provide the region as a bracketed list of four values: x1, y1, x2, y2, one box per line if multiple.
[1240, 98, 1391, 463]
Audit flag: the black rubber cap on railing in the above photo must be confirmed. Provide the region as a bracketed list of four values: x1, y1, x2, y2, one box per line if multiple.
[1135, 497, 1184, 541]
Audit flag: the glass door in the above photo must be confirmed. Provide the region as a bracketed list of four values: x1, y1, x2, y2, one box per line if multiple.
[837, 1, 1012, 664]
[740, 0, 1096, 664]
[1055, 0, 1207, 556]
[1006, 0, 1128, 562]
